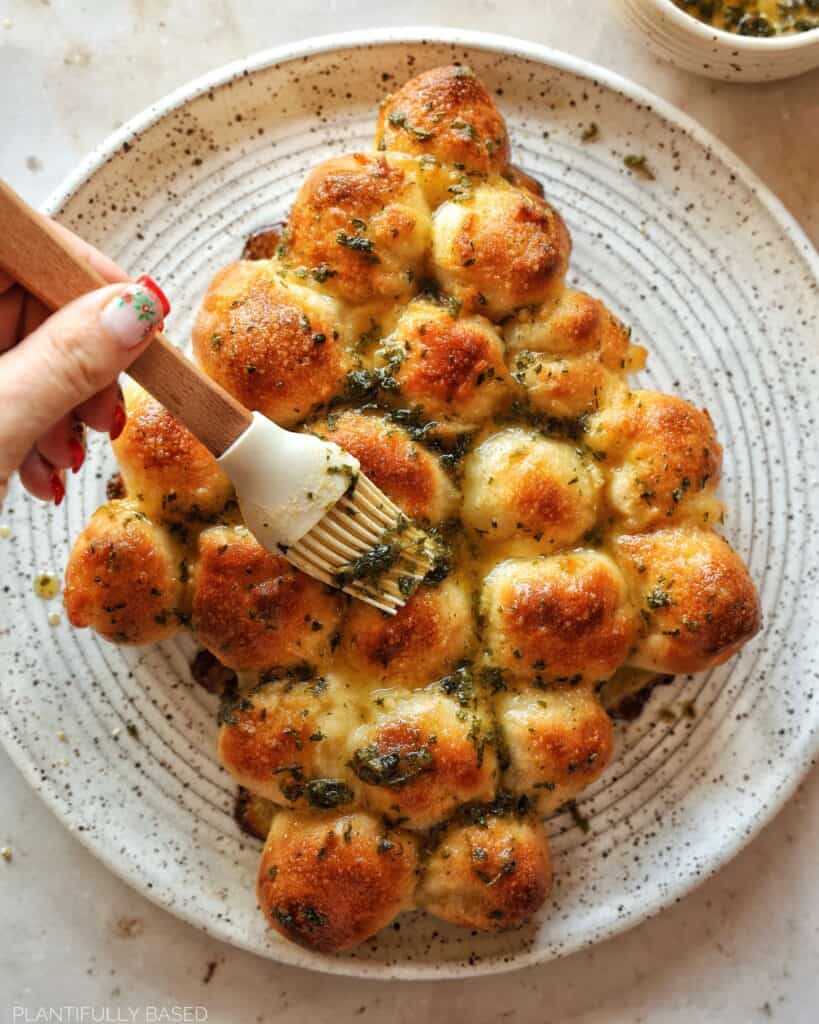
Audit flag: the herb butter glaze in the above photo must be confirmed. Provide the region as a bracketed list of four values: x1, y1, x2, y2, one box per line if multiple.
[673, 0, 819, 35]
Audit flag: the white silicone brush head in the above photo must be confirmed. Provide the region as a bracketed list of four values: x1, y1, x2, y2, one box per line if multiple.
[218, 412, 359, 549]
[217, 412, 435, 613]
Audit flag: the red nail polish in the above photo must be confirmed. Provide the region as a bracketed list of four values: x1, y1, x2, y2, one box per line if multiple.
[69, 436, 85, 474]
[136, 274, 171, 318]
[110, 403, 126, 441]
[50, 473, 65, 506]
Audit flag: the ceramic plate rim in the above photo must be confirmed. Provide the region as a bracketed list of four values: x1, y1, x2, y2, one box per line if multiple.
[3, 26, 817, 979]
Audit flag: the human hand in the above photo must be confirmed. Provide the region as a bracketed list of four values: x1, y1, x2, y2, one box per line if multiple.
[0, 220, 169, 506]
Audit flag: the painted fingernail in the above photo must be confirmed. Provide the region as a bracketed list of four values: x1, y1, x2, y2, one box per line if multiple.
[100, 275, 170, 349]
[136, 275, 171, 317]
[69, 436, 85, 474]
[50, 472, 65, 506]
[110, 402, 127, 441]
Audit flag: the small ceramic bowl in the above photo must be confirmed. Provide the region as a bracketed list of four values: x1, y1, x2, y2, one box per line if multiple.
[616, 0, 819, 81]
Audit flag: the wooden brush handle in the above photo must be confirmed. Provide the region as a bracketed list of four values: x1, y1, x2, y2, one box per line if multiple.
[0, 179, 251, 457]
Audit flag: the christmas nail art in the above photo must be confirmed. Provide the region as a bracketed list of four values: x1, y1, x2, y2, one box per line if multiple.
[100, 275, 170, 349]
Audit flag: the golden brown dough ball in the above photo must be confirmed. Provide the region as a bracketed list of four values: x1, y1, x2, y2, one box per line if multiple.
[349, 685, 498, 830]
[481, 551, 636, 683]
[497, 685, 614, 812]
[431, 181, 571, 319]
[613, 526, 761, 674]
[218, 674, 360, 808]
[461, 428, 603, 552]
[505, 291, 647, 419]
[381, 298, 511, 431]
[505, 289, 640, 363]
[257, 810, 418, 952]
[375, 65, 511, 178]
[191, 525, 342, 672]
[63, 501, 187, 644]
[418, 811, 551, 930]
[586, 389, 724, 532]
[112, 382, 233, 523]
[340, 580, 474, 687]
[285, 153, 431, 306]
[309, 410, 458, 524]
[192, 260, 350, 428]
[511, 351, 618, 421]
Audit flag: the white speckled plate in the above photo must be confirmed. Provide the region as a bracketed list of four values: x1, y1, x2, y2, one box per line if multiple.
[1, 28, 817, 979]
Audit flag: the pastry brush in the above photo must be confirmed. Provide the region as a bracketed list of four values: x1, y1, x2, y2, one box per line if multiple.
[0, 180, 435, 613]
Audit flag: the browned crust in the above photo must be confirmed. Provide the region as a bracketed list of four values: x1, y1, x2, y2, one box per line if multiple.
[63, 501, 185, 645]
[257, 811, 418, 951]
[113, 388, 232, 521]
[361, 717, 490, 821]
[192, 526, 342, 671]
[523, 353, 610, 418]
[614, 527, 762, 673]
[590, 390, 724, 526]
[511, 464, 581, 535]
[396, 312, 507, 418]
[341, 583, 472, 685]
[542, 290, 633, 367]
[286, 154, 426, 305]
[312, 410, 453, 523]
[525, 691, 613, 789]
[192, 262, 348, 427]
[452, 190, 571, 314]
[375, 66, 510, 175]
[418, 815, 552, 930]
[490, 555, 636, 681]
[218, 697, 317, 794]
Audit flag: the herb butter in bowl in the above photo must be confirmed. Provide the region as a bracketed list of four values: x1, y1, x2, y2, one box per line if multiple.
[616, 0, 819, 79]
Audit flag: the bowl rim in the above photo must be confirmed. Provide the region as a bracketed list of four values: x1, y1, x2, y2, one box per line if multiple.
[20, 25, 819, 979]
[647, 0, 819, 50]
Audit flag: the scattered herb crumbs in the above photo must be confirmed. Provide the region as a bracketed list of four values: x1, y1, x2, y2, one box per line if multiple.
[624, 154, 656, 181]
[310, 263, 337, 283]
[334, 542, 402, 588]
[646, 587, 672, 609]
[305, 778, 354, 808]
[581, 122, 599, 142]
[336, 230, 380, 263]
[351, 745, 434, 788]
[451, 118, 479, 141]
[301, 905, 327, 929]
[388, 111, 435, 141]
[566, 800, 591, 834]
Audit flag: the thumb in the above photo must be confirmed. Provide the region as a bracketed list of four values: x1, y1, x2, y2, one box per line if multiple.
[0, 276, 169, 476]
